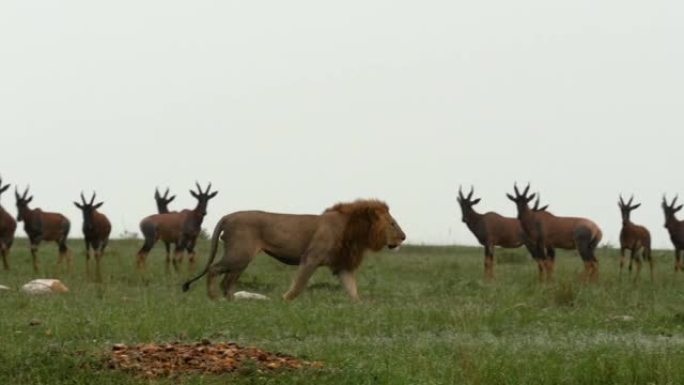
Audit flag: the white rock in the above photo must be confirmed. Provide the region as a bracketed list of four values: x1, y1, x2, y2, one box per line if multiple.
[21, 279, 69, 295]
[234, 291, 269, 300]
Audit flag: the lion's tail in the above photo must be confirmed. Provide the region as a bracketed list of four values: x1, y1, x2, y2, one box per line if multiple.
[182, 216, 225, 292]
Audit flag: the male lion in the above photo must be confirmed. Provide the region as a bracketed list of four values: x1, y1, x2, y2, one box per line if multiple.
[182, 199, 406, 301]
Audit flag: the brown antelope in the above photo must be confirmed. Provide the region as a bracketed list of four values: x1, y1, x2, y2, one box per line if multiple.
[0, 177, 17, 270]
[662, 195, 684, 271]
[457, 186, 547, 280]
[618, 195, 652, 280]
[15, 186, 71, 273]
[137, 182, 217, 272]
[507, 184, 602, 282]
[74, 192, 111, 282]
[154, 187, 177, 264]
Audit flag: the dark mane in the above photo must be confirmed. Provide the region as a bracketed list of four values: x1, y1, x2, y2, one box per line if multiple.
[325, 199, 389, 272]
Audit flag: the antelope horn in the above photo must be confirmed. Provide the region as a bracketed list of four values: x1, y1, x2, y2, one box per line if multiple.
[458, 185, 464, 200]
[523, 183, 531, 197]
[80, 191, 87, 205]
[619, 194, 624, 206]
[467, 185, 474, 200]
[627, 194, 634, 207]
[155, 187, 161, 199]
[22, 185, 29, 199]
[195, 181, 202, 194]
[205, 182, 212, 194]
[90, 191, 96, 205]
[673, 195, 679, 207]
[164, 187, 170, 199]
[514, 183, 521, 197]
[14, 186, 19, 199]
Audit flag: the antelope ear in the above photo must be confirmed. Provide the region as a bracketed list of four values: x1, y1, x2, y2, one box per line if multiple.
[471, 198, 481, 205]
[26, 196, 33, 204]
[94, 202, 104, 209]
[74, 202, 83, 209]
[208, 191, 218, 199]
[506, 193, 516, 202]
[0, 184, 8, 193]
[631, 203, 641, 210]
[190, 190, 199, 199]
[168, 195, 176, 203]
[675, 205, 683, 213]
[525, 193, 536, 203]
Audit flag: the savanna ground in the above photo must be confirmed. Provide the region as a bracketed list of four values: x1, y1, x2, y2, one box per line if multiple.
[2, 238, 684, 384]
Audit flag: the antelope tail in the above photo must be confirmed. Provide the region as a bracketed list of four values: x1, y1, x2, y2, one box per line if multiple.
[182, 217, 225, 292]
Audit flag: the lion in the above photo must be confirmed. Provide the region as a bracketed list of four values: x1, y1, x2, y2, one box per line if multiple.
[182, 199, 406, 301]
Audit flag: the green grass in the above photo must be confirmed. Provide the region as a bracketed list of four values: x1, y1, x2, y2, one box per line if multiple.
[2, 239, 684, 384]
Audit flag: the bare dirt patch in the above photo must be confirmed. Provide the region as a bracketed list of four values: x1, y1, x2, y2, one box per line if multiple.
[108, 340, 323, 377]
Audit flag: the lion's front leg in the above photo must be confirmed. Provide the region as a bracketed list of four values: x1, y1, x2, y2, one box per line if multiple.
[338, 270, 360, 302]
[283, 261, 319, 301]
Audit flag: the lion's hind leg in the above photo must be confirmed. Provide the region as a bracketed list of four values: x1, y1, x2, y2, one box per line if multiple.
[207, 244, 255, 300]
[206, 264, 225, 300]
[220, 271, 243, 300]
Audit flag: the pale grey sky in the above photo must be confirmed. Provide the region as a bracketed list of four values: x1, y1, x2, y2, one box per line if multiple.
[1, 1, 683, 249]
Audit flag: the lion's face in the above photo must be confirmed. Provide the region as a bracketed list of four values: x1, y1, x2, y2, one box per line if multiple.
[380, 212, 406, 249]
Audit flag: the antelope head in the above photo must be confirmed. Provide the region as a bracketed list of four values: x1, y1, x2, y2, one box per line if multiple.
[506, 183, 537, 220]
[14, 185, 33, 222]
[662, 194, 682, 228]
[74, 191, 104, 230]
[618, 194, 641, 223]
[456, 185, 481, 223]
[155, 187, 176, 213]
[0, 176, 9, 204]
[532, 193, 549, 212]
[190, 182, 218, 216]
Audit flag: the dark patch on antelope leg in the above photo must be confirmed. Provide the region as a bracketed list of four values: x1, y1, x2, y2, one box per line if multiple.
[483, 244, 494, 281]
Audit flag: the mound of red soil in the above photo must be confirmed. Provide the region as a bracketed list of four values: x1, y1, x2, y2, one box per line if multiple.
[108, 340, 322, 377]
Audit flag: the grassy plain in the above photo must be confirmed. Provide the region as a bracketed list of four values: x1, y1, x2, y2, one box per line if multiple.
[1, 239, 684, 384]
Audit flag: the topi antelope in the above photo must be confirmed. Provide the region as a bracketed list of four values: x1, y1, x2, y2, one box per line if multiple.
[0, 176, 17, 270]
[507, 184, 602, 282]
[457, 186, 546, 280]
[15, 186, 71, 273]
[618, 195, 652, 280]
[136, 182, 217, 272]
[74, 191, 111, 282]
[154, 187, 177, 264]
[662, 195, 684, 271]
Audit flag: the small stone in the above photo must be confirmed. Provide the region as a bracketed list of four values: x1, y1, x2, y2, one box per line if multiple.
[29, 319, 42, 326]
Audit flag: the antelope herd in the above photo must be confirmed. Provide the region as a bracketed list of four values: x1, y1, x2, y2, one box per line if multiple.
[137, 182, 217, 273]
[507, 184, 603, 282]
[1, 175, 684, 287]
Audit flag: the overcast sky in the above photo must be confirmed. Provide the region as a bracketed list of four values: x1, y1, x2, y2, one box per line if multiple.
[1, 1, 683, 249]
